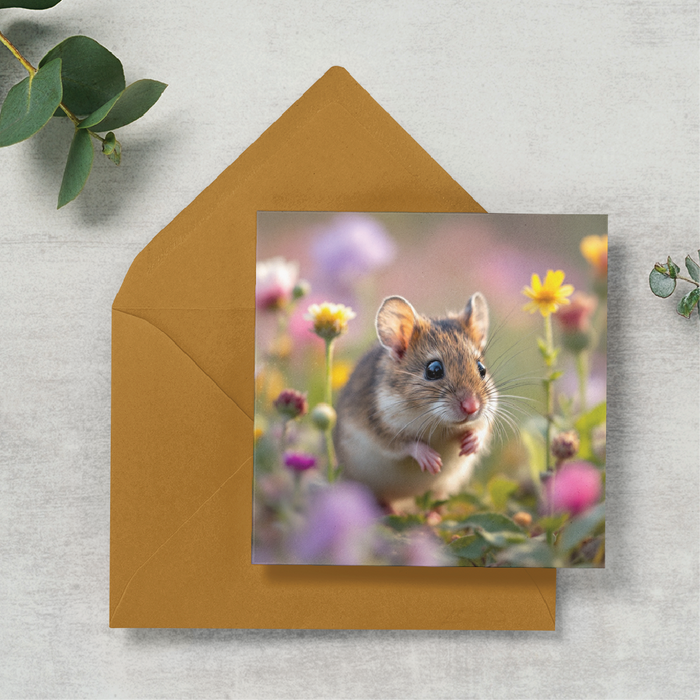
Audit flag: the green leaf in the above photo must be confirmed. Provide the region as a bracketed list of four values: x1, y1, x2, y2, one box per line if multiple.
[414, 491, 433, 511]
[0, 59, 62, 147]
[446, 534, 489, 560]
[477, 528, 528, 548]
[676, 287, 700, 318]
[102, 131, 121, 165]
[487, 476, 518, 511]
[458, 512, 524, 534]
[575, 401, 606, 462]
[496, 541, 557, 568]
[79, 79, 166, 131]
[521, 429, 546, 490]
[557, 502, 605, 554]
[649, 268, 676, 298]
[39, 36, 125, 117]
[549, 370, 564, 381]
[685, 256, 700, 284]
[0, 0, 61, 7]
[667, 257, 680, 278]
[58, 128, 94, 208]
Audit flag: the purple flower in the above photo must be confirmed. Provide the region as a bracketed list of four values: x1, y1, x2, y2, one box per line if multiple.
[544, 461, 602, 515]
[292, 482, 382, 565]
[312, 214, 397, 279]
[403, 529, 448, 567]
[283, 451, 317, 472]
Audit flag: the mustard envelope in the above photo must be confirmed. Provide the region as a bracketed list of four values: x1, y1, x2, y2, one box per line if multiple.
[111, 66, 556, 629]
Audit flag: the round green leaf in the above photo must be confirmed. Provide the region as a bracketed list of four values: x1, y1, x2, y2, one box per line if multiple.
[39, 36, 125, 117]
[0, 58, 62, 147]
[685, 256, 700, 284]
[676, 287, 700, 318]
[58, 128, 94, 208]
[649, 268, 676, 298]
[0, 0, 61, 7]
[558, 502, 605, 554]
[80, 79, 167, 132]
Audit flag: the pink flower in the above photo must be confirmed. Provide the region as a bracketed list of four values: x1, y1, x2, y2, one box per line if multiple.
[544, 462, 602, 515]
[556, 292, 597, 333]
[403, 530, 448, 567]
[256, 257, 299, 310]
[273, 388, 308, 419]
[283, 451, 317, 472]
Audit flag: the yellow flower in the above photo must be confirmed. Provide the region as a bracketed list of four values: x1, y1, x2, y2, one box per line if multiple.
[580, 235, 608, 276]
[306, 302, 356, 341]
[522, 270, 575, 317]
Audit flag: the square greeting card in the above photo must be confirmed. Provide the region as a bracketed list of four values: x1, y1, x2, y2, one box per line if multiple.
[254, 212, 607, 568]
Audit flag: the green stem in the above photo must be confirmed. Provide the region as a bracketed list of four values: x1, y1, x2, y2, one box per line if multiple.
[544, 314, 554, 472]
[576, 351, 588, 414]
[675, 275, 700, 287]
[324, 339, 334, 405]
[323, 339, 337, 482]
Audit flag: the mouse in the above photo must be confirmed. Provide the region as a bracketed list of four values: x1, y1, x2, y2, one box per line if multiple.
[333, 293, 494, 509]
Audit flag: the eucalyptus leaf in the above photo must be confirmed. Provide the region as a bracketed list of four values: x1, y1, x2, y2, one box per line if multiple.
[58, 128, 93, 208]
[557, 502, 605, 554]
[39, 36, 124, 117]
[79, 79, 166, 131]
[649, 268, 676, 298]
[676, 287, 700, 318]
[667, 257, 680, 278]
[0, 58, 62, 147]
[0, 0, 61, 7]
[457, 512, 524, 534]
[685, 256, 700, 284]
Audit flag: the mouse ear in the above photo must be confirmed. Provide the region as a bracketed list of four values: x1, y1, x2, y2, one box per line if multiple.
[376, 296, 417, 361]
[461, 293, 489, 350]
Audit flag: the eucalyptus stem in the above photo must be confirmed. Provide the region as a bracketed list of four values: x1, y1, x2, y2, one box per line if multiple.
[0, 29, 35, 75]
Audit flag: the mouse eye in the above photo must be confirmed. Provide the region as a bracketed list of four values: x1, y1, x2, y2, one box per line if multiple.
[425, 360, 444, 380]
[477, 361, 487, 379]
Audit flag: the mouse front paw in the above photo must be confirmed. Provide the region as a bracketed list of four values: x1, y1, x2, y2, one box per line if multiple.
[409, 441, 442, 475]
[459, 429, 483, 457]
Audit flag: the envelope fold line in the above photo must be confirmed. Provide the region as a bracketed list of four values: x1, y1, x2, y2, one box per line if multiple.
[114, 308, 253, 422]
[110, 456, 252, 625]
[526, 570, 555, 626]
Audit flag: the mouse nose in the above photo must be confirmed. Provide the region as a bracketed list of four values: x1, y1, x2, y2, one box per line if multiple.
[460, 395, 481, 416]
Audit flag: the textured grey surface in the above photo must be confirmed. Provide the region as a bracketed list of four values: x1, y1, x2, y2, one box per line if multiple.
[0, 1, 698, 698]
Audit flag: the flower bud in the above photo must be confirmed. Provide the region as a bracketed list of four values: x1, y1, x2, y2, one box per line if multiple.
[292, 279, 311, 300]
[273, 388, 308, 420]
[513, 511, 532, 528]
[283, 451, 317, 472]
[310, 403, 337, 431]
[551, 430, 580, 463]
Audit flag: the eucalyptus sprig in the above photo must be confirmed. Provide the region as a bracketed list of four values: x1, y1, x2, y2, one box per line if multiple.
[649, 253, 700, 318]
[0, 0, 166, 207]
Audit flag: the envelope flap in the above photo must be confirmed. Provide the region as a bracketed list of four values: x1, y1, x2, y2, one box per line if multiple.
[113, 67, 484, 312]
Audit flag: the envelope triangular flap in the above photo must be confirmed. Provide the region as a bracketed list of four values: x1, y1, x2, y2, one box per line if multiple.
[111, 66, 556, 629]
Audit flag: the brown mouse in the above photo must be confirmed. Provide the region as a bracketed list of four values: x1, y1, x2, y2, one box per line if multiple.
[334, 293, 494, 509]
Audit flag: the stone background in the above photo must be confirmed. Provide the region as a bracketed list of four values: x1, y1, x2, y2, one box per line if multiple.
[0, 1, 698, 698]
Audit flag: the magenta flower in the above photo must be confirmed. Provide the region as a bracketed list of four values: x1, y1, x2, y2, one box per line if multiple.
[256, 257, 299, 310]
[291, 482, 382, 564]
[283, 451, 317, 472]
[543, 461, 602, 515]
[273, 388, 308, 420]
[312, 214, 397, 279]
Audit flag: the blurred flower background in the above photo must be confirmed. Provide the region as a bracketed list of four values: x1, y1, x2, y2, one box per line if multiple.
[253, 213, 607, 567]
